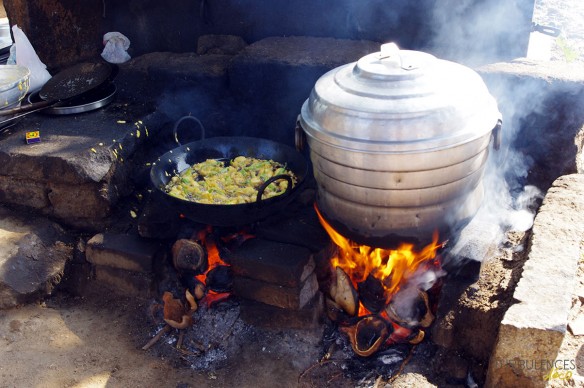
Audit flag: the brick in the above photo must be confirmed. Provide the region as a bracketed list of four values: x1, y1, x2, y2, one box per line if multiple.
[225, 238, 314, 288]
[86, 233, 162, 273]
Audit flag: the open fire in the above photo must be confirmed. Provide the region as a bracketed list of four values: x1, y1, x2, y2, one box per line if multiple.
[315, 205, 446, 356]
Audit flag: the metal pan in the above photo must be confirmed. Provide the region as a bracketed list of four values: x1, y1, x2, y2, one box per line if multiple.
[27, 82, 117, 115]
[0, 61, 114, 118]
[150, 118, 309, 226]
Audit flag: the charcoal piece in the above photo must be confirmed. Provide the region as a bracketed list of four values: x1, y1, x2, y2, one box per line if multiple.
[357, 274, 387, 314]
[206, 265, 233, 293]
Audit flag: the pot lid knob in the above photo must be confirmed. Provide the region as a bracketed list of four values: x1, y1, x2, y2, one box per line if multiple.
[378, 42, 418, 71]
[379, 43, 401, 68]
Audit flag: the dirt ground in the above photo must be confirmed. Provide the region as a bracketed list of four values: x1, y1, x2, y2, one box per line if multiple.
[0, 285, 324, 388]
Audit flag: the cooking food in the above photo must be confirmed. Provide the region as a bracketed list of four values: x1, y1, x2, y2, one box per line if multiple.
[165, 156, 297, 204]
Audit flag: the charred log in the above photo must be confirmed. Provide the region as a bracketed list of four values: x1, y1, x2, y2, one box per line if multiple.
[341, 315, 391, 357]
[357, 274, 387, 314]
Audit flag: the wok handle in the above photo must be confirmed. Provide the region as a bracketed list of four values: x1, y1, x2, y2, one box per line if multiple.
[255, 174, 294, 205]
[173, 115, 206, 145]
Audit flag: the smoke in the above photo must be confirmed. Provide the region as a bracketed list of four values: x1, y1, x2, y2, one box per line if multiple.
[428, 0, 534, 66]
[449, 70, 552, 262]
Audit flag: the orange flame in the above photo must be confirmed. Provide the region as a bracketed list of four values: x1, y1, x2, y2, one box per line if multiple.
[315, 205, 443, 296]
[195, 226, 229, 285]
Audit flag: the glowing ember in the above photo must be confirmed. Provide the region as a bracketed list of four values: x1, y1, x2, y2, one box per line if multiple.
[315, 205, 444, 302]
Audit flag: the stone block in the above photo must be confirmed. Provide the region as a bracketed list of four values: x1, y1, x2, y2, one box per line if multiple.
[86, 233, 162, 273]
[228, 36, 380, 146]
[94, 265, 156, 298]
[0, 176, 49, 209]
[48, 182, 113, 220]
[233, 272, 319, 310]
[239, 292, 324, 330]
[486, 174, 584, 387]
[477, 59, 584, 189]
[225, 238, 314, 288]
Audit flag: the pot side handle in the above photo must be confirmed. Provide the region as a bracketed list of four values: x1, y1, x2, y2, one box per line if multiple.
[492, 117, 502, 151]
[173, 115, 206, 146]
[255, 174, 294, 206]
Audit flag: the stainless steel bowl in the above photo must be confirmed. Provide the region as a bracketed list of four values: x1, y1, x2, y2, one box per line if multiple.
[0, 65, 31, 109]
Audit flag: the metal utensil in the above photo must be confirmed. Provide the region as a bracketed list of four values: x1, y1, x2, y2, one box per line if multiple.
[0, 61, 114, 117]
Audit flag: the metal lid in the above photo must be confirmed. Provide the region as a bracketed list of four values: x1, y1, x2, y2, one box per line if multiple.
[300, 43, 501, 152]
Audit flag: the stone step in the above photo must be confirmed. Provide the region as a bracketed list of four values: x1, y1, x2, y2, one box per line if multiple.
[85, 232, 163, 273]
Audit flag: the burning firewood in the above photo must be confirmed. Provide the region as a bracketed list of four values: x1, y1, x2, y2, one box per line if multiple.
[340, 315, 391, 357]
[172, 239, 208, 272]
[329, 267, 359, 317]
[385, 287, 434, 329]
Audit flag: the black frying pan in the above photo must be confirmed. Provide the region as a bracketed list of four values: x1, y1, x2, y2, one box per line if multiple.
[150, 132, 309, 226]
[0, 61, 114, 118]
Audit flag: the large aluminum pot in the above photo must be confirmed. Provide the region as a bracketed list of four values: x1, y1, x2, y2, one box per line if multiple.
[299, 43, 501, 248]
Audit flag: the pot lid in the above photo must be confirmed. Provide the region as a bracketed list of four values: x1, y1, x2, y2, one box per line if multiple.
[300, 43, 501, 152]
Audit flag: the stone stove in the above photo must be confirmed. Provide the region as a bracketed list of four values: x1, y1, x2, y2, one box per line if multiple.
[0, 11, 583, 385]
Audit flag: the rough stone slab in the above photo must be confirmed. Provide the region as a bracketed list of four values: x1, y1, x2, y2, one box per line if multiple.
[478, 58, 584, 85]
[0, 206, 73, 309]
[233, 272, 319, 310]
[85, 233, 162, 273]
[477, 59, 584, 190]
[0, 100, 171, 229]
[225, 238, 314, 288]
[94, 265, 156, 298]
[486, 174, 584, 387]
[239, 292, 324, 330]
[197, 35, 248, 56]
[232, 36, 380, 69]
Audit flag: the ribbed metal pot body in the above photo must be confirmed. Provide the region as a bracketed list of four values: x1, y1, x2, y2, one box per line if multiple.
[299, 44, 501, 246]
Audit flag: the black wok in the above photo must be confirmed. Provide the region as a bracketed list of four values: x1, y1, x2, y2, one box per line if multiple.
[150, 134, 309, 227]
